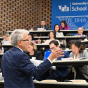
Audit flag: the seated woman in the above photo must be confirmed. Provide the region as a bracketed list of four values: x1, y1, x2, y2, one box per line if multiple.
[70, 40, 88, 81]
[45, 31, 60, 46]
[54, 24, 66, 48]
[60, 20, 70, 36]
[28, 33, 36, 44]
[2, 32, 11, 44]
[26, 41, 43, 60]
[60, 20, 70, 30]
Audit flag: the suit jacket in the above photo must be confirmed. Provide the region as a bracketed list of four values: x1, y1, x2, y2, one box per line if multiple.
[1, 47, 52, 88]
[27, 50, 43, 60]
[36, 25, 49, 30]
[70, 49, 88, 79]
[60, 25, 70, 30]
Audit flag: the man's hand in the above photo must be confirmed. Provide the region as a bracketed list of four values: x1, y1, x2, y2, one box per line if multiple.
[49, 47, 64, 61]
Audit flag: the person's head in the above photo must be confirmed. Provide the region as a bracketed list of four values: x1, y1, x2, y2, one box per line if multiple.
[40, 20, 46, 27]
[28, 33, 34, 41]
[27, 41, 37, 53]
[71, 40, 85, 55]
[49, 40, 59, 51]
[54, 24, 60, 32]
[60, 20, 67, 28]
[78, 27, 83, 35]
[49, 31, 56, 39]
[4, 33, 10, 41]
[11, 29, 29, 51]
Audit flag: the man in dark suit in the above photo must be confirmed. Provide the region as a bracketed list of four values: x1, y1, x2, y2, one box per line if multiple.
[1, 29, 64, 88]
[36, 20, 49, 36]
[36, 20, 49, 31]
[36, 40, 69, 81]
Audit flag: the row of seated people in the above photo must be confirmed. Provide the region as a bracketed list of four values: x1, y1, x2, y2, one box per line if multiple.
[35, 20, 70, 31]
[35, 19, 87, 37]
[0, 26, 88, 53]
[29, 26, 88, 48]
[25, 40, 88, 82]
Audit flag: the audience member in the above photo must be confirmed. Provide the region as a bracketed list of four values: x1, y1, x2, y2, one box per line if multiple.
[1, 29, 64, 88]
[28, 33, 35, 44]
[76, 27, 86, 37]
[54, 24, 66, 48]
[26, 41, 43, 60]
[70, 40, 88, 81]
[36, 40, 69, 81]
[35, 20, 50, 36]
[2, 32, 11, 44]
[36, 20, 49, 31]
[60, 20, 71, 36]
[60, 20, 70, 30]
[45, 31, 60, 45]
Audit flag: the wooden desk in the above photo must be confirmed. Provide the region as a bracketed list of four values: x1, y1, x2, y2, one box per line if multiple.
[81, 40, 88, 44]
[34, 80, 88, 88]
[30, 30, 88, 34]
[0, 37, 3, 40]
[34, 36, 86, 40]
[2, 44, 13, 52]
[7, 30, 88, 35]
[60, 30, 88, 34]
[1, 43, 88, 52]
[53, 59, 88, 66]
[2, 44, 13, 48]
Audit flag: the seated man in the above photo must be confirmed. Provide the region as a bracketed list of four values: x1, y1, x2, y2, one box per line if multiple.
[75, 27, 86, 37]
[36, 20, 49, 31]
[35, 20, 49, 36]
[36, 40, 69, 81]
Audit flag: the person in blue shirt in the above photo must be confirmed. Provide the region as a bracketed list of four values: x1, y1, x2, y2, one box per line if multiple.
[36, 40, 69, 81]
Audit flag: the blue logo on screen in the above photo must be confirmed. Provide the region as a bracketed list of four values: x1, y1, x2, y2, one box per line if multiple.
[58, 5, 69, 12]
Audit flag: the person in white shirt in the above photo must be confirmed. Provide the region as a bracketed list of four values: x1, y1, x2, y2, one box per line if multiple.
[70, 40, 88, 81]
[54, 24, 66, 47]
[2, 32, 11, 44]
[45, 31, 60, 46]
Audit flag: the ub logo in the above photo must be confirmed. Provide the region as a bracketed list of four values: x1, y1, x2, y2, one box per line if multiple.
[58, 5, 69, 11]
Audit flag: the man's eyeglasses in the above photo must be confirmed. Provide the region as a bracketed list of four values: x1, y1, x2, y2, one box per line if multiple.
[50, 47, 55, 51]
[21, 39, 30, 41]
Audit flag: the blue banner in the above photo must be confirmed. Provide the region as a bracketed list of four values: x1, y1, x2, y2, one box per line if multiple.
[51, 0, 88, 30]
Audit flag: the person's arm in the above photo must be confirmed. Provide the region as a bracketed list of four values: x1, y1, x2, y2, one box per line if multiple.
[20, 48, 64, 78]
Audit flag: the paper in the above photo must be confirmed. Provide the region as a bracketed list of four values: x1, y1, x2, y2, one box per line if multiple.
[70, 80, 87, 83]
[30, 59, 42, 66]
[61, 58, 73, 61]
